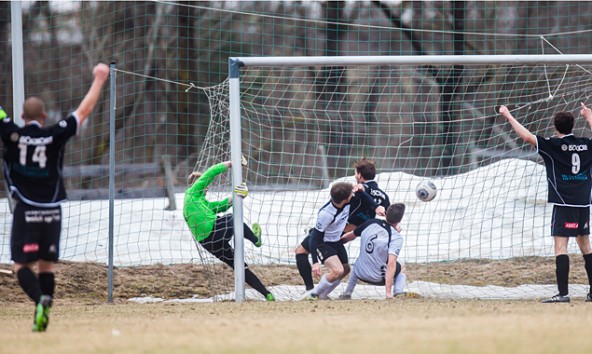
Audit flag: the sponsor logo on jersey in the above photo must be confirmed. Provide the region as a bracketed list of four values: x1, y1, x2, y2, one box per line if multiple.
[23, 243, 39, 253]
[565, 222, 579, 229]
[562, 144, 588, 152]
[561, 172, 589, 181]
[10, 132, 19, 142]
[19, 135, 53, 146]
[370, 189, 385, 198]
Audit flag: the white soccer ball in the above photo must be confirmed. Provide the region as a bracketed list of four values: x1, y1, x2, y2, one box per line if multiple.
[416, 180, 437, 202]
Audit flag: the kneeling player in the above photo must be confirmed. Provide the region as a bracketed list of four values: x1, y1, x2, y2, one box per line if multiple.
[339, 203, 406, 299]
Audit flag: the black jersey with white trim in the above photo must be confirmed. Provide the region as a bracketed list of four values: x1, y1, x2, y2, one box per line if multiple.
[348, 180, 390, 225]
[536, 134, 592, 206]
[1, 113, 79, 206]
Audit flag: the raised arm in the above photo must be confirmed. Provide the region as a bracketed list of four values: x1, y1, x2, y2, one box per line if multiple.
[499, 105, 536, 146]
[580, 103, 592, 130]
[74, 63, 109, 125]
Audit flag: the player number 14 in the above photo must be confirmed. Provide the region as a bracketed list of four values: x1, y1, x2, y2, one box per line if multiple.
[18, 144, 47, 168]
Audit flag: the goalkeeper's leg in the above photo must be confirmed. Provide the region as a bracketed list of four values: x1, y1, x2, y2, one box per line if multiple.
[244, 266, 273, 299]
[223, 214, 260, 246]
[243, 224, 261, 246]
[219, 246, 273, 299]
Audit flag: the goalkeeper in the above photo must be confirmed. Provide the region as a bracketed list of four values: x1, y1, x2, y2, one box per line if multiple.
[183, 159, 275, 301]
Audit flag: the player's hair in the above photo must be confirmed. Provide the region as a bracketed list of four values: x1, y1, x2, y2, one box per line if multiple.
[330, 182, 354, 204]
[22, 97, 45, 121]
[386, 203, 405, 225]
[354, 158, 376, 180]
[554, 111, 575, 134]
[187, 172, 203, 186]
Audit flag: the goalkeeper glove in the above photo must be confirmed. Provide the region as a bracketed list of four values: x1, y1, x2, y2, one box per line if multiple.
[241, 155, 248, 166]
[234, 182, 249, 198]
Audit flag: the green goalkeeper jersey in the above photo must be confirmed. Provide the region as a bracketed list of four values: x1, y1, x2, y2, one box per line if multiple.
[183, 163, 232, 242]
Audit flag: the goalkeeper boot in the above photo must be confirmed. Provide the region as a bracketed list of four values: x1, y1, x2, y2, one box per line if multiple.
[541, 294, 570, 303]
[32, 295, 52, 332]
[252, 223, 262, 247]
[586, 293, 592, 302]
[266, 293, 275, 301]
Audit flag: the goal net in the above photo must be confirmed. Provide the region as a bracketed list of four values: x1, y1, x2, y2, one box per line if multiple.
[195, 55, 592, 300]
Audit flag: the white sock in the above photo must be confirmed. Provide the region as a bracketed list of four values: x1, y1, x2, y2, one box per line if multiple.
[313, 275, 333, 296]
[343, 270, 359, 296]
[393, 273, 407, 295]
[319, 279, 341, 299]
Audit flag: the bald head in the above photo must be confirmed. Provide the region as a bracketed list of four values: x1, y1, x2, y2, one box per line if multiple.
[22, 97, 47, 123]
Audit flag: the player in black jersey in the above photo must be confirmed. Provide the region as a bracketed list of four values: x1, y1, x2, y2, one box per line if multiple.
[500, 103, 592, 303]
[345, 158, 391, 233]
[1, 63, 109, 331]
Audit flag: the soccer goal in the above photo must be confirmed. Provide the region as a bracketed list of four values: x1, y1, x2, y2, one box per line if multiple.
[198, 55, 592, 302]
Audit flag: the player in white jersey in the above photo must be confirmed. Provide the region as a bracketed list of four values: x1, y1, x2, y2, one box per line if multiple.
[295, 182, 386, 299]
[339, 203, 406, 299]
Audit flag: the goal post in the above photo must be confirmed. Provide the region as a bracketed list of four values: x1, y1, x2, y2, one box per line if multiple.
[226, 54, 592, 302]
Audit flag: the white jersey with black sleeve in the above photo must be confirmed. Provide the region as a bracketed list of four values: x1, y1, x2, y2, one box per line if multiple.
[352, 219, 403, 283]
[314, 200, 351, 242]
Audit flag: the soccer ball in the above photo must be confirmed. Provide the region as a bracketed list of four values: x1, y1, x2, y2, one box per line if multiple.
[416, 180, 437, 202]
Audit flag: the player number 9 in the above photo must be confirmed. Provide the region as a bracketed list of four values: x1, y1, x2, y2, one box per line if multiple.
[572, 153, 580, 174]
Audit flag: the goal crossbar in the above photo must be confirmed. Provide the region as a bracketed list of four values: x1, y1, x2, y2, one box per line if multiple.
[230, 54, 592, 72]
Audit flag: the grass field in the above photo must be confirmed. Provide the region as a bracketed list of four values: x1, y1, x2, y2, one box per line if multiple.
[2, 299, 592, 354]
[2, 258, 592, 353]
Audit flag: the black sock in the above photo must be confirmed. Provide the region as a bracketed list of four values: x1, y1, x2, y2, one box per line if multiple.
[39, 272, 55, 298]
[583, 253, 592, 293]
[243, 225, 258, 244]
[244, 268, 270, 297]
[556, 254, 570, 296]
[17, 268, 42, 304]
[296, 253, 314, 291]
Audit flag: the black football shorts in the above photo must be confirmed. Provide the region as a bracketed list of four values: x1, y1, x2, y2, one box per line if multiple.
[316, 241, 349, 265]
[11, 202, 62, 263]
[551, 205, 590, 237]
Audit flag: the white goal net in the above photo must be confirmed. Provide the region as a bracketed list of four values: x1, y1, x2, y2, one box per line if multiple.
[194, 55, 592, 300]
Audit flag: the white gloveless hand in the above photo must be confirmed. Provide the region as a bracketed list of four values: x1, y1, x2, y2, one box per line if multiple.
[234, 182, 249, 198]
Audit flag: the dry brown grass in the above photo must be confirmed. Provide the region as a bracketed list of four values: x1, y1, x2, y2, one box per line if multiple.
[1, 255, 589, 303]
[2, 298, 592, 354]
[2, 257, 592, 353]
